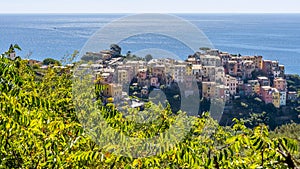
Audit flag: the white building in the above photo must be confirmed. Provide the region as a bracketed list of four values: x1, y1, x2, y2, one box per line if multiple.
[192, 65, 202, 76]
[117, 69, 128, 84]
[224, 75, 238, 96]
[200, 55, 221, 67]
[174, 64, 186, 83]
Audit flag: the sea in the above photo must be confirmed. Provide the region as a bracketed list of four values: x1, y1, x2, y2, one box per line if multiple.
[0, 13, 299, 74]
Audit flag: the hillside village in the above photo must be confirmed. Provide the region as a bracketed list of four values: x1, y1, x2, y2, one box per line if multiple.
[71, 45, 298, 110]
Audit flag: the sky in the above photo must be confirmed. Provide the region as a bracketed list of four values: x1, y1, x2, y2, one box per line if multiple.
[1, 0, 300, 13]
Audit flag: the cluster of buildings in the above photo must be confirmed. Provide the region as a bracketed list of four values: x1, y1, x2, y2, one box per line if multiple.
[82, 47, 297, 109]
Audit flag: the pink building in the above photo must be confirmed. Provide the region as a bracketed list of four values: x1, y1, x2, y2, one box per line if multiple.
[260, 86, 273, 104]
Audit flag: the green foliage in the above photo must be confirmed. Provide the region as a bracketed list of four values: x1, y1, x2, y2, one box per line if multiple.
[287, 74, 300, 93]
[199, 47, 211, 51]
[42, 58, 62, 66]
[8, 44, 21, 52]
[32, 63, 40, 69]
[0, 46, 300, 168]
[222, 96, 298, 130]
[125, 54, 145, 61]
[251, 69, 268, 80]
[273, 123, 300, 148]
[145, 54, 153, 62]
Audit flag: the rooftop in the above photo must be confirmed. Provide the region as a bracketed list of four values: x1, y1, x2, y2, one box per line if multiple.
[257, 76, 269, 80]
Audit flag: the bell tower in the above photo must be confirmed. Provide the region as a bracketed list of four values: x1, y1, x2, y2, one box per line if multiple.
[8, 44, 16, 60]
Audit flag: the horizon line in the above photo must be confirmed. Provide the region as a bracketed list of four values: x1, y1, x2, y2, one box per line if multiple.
[1, 11, 300, 15]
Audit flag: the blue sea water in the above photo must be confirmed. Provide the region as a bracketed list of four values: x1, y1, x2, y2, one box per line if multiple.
[0, 14, 299, 74]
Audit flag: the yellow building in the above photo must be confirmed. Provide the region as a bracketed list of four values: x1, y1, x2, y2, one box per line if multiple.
[186, 64, 193, 76]
[103, 83, 122, 102]
[272, 88, 280, 108]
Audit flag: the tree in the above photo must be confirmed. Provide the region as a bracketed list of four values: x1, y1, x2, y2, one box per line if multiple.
[251, 69, 267, 80]
[42, 58, 61, 66]
[126, 51, 131, 58]
[199, 47, 211, 51]
[145, 54, 153, 62]
[110, 44, 122, 57]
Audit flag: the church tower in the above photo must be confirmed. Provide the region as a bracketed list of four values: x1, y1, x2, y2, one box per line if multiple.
[8, 44, 16, 60]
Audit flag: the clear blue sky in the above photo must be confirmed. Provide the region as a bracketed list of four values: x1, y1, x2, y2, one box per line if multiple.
[1, 0, 300, 13]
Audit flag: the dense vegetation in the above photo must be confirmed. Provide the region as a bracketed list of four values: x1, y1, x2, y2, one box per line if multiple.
[1, 46, 300, 168]
[220, 96, 300, 130]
